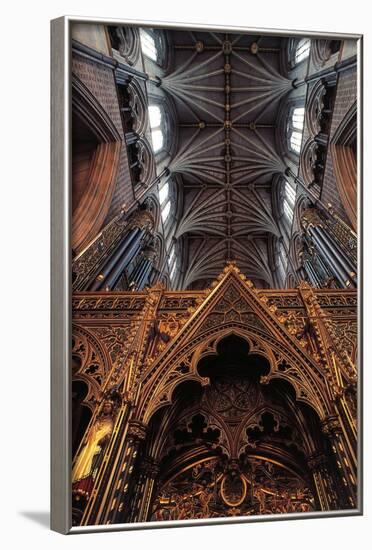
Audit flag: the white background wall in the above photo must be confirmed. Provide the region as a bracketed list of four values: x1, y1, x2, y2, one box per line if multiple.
[1, 0, 370, 547]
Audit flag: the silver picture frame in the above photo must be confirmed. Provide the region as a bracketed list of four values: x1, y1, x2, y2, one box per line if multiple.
[51, 15, 363, 534]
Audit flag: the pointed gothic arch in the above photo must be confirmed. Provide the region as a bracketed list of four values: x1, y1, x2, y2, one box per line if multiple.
[138, 267, 332, 425]
[136, 333, 339, 521]
[71, 324, 112, 406]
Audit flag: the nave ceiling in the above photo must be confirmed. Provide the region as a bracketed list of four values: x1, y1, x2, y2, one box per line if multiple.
[147, 30, 299, 289]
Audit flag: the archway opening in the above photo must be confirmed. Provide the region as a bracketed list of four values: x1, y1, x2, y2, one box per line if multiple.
[132, 334, 342, 522]
[71, 380, 92, 459]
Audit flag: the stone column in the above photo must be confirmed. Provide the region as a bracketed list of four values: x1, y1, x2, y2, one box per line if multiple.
[106, 420, 148, 525]
[321, 415, 357, 509]
[79, 400, 133, 525]
[130, 456, 160, 522]
[307, 452, 340, 511]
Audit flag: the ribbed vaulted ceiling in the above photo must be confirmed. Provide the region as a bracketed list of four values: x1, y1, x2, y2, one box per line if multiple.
[156, 31, 294, 289]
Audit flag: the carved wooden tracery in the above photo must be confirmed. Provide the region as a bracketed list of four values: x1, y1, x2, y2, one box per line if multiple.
[142, 327, 343, 520]
[72, 325, 111, 405]
[139, 267, 331, 425]
[71, 264, 358, 525]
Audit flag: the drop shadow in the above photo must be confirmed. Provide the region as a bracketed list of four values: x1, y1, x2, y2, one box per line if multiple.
[19, 511, 50, 529]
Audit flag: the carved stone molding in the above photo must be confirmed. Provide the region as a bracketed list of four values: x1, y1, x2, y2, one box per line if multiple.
[306, 82, 327, 138]
[127, 79, 148, 136]
[108, 26, 141, 66]
[72, 325, 110, 403]
[312, 40, 341, 68]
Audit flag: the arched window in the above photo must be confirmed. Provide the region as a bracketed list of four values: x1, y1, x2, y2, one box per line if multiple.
[168, 243, 178, 281]
[294, 38, 310, 65]
[158, 180, 169, 205]
[170, 261, 177, 280]
[288, 107, 305, 154]
[148, 104, 164, 153]
[161, 200, 171, 223]
[140, 29, 158, 61]
[292, 107, 305, 130]
[283, 180, 295, 224]
[168, 245, 175, 266]
[278, 242, 288, 283]
[290, 132, 302, 153]
[159, 180, 171, 224]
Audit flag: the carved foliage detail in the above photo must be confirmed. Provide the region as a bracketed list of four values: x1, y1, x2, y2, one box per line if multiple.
[200, 284, 266, 334]
[90, 325, 135, 389]
[72, 326, 109, 402]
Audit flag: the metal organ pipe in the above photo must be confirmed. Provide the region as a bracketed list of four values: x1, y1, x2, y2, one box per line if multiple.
[90, 227, 144, 290]
[308, 226, 352, 288]
[104, 237, 144, 290]
[137, 260, 153, 289]
[90, 227, 141, 290]
[312, 226, 357, 287]
[304, 258, 322, 287]
[318, 226, 357, 279]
